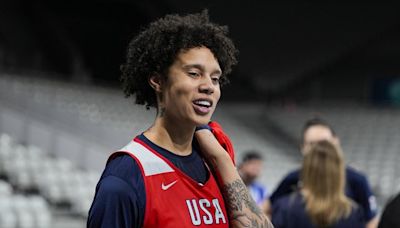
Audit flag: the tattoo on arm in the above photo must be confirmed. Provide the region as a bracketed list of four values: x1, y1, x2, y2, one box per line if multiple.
[223, 179, 274, 228]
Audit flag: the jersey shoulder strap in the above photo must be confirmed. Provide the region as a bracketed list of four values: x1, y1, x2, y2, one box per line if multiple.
[118, 139, 174, 177]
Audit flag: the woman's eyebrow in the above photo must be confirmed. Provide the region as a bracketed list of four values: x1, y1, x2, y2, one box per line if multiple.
[182, 64, 204, 71]
[182, 64, 222, 75]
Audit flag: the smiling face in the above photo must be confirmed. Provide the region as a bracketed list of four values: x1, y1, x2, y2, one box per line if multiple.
[155, 47, 222, 126]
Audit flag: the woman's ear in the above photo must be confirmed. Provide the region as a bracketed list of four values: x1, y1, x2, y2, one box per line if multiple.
[149, 74, 163, 92]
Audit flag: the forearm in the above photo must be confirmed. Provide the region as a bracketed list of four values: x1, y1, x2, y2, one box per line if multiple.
[196, 130, 273, 228]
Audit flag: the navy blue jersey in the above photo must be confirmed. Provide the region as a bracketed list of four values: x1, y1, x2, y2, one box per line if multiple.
[269, 166, 377, 222]
[272, 192, 365, 228]
[87, 134, 209, 228]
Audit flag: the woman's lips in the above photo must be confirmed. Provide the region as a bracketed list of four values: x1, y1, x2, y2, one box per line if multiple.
[193, 103, 212, 115]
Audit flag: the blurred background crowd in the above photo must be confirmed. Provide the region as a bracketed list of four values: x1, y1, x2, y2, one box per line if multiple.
[0, 1, 399, 227]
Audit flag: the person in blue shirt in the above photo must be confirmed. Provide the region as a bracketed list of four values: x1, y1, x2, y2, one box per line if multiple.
[238, 151, 269, 213]
[272, 140, 365, 228]
[269, 118, 378, 228]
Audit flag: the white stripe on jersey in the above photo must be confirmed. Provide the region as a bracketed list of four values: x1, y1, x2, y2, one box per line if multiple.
[120, 140, 174, 176]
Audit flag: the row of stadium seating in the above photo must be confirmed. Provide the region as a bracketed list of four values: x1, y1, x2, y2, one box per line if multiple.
[0, 181, 51, 228]
[0, 135, 52, 228]
[0, 132, 97, 227]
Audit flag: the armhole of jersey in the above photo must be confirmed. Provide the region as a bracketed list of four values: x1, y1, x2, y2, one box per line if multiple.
[107, 150, 149, 225]
[111, 139, 176, 226]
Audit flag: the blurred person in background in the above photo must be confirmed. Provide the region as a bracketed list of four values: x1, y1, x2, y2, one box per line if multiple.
[238, 151, 269, 213]
[378, 192, 400, 228]
[272, 140, 365, 228]
[87, 10, 272, 228]
[269, 118, 378, 228]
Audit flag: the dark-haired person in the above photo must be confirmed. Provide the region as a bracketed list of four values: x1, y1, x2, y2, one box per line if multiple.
[87, 11, 272, 228]
[378, 192, 400, 228]
[272, 140, 365, 228]
[238, 151, 269, 213]
[269, 118, 378, 228]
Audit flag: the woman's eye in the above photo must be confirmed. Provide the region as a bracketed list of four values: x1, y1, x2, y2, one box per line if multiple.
[188, 72, 200, 77]
[212, 77, 220, 84]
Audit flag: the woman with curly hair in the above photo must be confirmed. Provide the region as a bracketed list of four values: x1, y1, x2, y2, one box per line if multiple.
[88, 10, 272, 228]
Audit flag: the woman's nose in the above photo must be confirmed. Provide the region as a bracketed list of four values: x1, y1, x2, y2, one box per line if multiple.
[199, 77, 214, 95]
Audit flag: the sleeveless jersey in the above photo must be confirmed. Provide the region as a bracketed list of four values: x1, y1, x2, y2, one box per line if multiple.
[112, 137, 230, 228]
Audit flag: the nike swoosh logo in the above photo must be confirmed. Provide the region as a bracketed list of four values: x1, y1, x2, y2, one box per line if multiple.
[161, 180, 178, 190]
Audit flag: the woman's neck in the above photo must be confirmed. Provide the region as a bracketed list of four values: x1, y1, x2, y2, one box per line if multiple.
[144, 116, 195, 156]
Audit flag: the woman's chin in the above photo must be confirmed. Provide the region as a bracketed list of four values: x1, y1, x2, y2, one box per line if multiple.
[194, 117, 211, 126]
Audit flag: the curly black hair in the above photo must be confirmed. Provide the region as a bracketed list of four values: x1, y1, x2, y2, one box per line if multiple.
[120, 10, 238, 108]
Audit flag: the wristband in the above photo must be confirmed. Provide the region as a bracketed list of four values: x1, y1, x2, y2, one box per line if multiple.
[195, 124, 212, 131]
